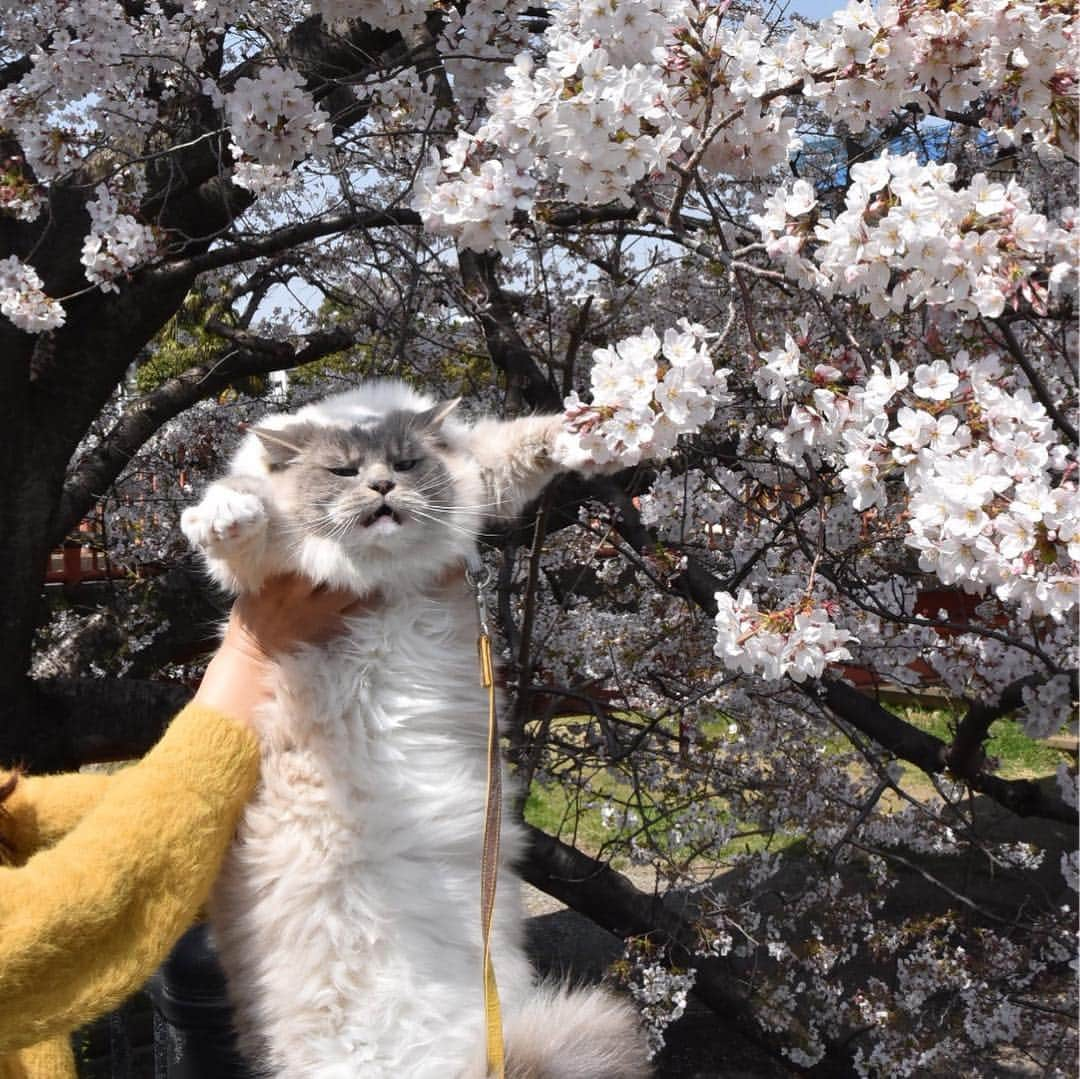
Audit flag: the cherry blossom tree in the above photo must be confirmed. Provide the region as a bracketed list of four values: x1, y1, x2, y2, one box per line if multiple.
[3, 0, 1077, 1073]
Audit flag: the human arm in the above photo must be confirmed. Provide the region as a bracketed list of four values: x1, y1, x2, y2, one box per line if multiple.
[0, 771, 113, 860]
[0, 577, 362, 863]
[0, 575, 360, 1053]
[0, 702, 258, 1052]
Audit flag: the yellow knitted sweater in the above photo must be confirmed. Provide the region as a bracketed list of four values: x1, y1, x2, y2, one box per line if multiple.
[0, 702, 259, 1079]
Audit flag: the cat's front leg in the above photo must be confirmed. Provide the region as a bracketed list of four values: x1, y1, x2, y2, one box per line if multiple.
[533, 414, 627, 477]
[181, 478, 274, 593]
[470, 413, 624, 520]
[466, 414, 567, 520]
[550, 423, 618, 475]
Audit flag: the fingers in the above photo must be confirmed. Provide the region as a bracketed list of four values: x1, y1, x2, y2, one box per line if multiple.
[259, 573, 360, 612]
[246, 566, 467, 634]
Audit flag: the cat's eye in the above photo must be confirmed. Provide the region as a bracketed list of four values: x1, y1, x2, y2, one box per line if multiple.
[327, 466, 359, 477]
[393, 458, 421, 472]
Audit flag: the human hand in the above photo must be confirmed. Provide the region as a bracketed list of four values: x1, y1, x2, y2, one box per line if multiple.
[222, 574, 370, 660]
[193, 575, 369, 726]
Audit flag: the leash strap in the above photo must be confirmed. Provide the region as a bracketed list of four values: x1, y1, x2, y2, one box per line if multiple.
[468, 564, 505, 1078]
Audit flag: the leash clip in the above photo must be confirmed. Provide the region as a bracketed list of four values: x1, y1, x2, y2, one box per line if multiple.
[466, 562, 494, 642]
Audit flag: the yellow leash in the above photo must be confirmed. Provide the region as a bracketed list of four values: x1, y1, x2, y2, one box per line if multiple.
[468, 564, 505, 1078]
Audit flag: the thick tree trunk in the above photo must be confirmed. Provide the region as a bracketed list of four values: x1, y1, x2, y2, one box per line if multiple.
[0, 272, 199, 767]
[0, 360, 66, 766]
[23, 677, 190, 772]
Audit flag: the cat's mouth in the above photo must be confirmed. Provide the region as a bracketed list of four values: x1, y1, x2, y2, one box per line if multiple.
[363, 504, 403, 528]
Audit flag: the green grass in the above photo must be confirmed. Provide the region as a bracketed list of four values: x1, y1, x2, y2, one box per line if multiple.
[522, 706, 1070, 862]
[523, 780, 615, 851]
[902, 706, 1067, 777]
[519, 713, 801, 867]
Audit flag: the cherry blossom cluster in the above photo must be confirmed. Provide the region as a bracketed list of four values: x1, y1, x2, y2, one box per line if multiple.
[412, 0, 731, 249]
[733, 325, 1078, 624]
[619, 941, 696, 1057]
[911, 617, 1077, 727]
[637, 465, 742, 545]
[412, 1, 730, 247]
[437, 1, 532, 116]
[413, 149, 535, 257]
[1019, 672, 1077, 738]
[899, 354, 1077, 621]
[414, 0, 1077, 249]
[661, 9, 801, 182]
[712, 590, 854, 684]
[0, 256, 65, 333]
[755, 154, 1077, 321]
[80, 186, 158, 293]
[791, 0, 1077, 159]
[561, 321, 729, 467]
[2, 0, 1074, 335]
[226, 66, 333, 194]
[848, 919, 1077, 1076]
[0, 2, 215, 186]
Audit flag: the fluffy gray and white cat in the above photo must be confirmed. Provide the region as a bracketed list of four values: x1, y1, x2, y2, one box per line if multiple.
[181, 380, 649, 1078]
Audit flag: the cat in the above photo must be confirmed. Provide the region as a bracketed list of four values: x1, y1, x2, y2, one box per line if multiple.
[181, 380, 650, 1079]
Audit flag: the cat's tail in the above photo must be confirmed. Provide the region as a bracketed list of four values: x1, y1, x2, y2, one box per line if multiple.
[500, 982, 652, 1079]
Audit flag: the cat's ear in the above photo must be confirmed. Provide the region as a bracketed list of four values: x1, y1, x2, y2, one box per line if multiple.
[252, 421, 318, 468]
[413, 398, 461, 431]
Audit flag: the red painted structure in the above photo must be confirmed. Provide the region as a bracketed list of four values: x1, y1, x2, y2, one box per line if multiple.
[45, 522, 127, 586]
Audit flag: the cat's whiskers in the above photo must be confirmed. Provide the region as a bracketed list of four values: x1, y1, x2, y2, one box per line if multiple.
[412, 471, 454, 490]
[401, 502, 480, 533]
[397, 490, 483, 521]
[410, 483, 513, 512]
[285, 513, 341, 537]
[281, 512, 362, 548]
[411, 477, 459, 501]
[396, 503, 482, 540]
[426, 497, 509, 513]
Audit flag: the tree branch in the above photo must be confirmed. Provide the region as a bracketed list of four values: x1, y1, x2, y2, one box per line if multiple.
[56, 325, 354, 541]
[156, 208, 423, 283]
[520, 823, 791, 1064]
[456, 249, 563, 412]
[946, 672, 1073, 778]
[990, 318, 1078, 446]
[816, 677, 1078, 825]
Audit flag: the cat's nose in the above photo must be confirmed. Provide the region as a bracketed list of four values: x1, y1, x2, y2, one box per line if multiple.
[369, 479, 395, 495]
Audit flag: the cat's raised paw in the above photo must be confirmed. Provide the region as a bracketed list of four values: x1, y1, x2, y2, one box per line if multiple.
[181, 485, 268, 553]
[551, 429, 624, 475]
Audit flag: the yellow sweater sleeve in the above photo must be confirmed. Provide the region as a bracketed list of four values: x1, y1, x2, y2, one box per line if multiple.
[1, 772, 113, 861]
[0, 702, 259, 1055]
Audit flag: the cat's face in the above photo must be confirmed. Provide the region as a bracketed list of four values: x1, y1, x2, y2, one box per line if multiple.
[255, 407, 478, 563]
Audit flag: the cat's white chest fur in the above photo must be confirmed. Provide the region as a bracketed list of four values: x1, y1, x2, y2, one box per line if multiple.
[210, 588, 531, 1078]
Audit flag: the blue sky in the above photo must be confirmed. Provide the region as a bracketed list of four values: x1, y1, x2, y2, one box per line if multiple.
[789, 0, 846, 19]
